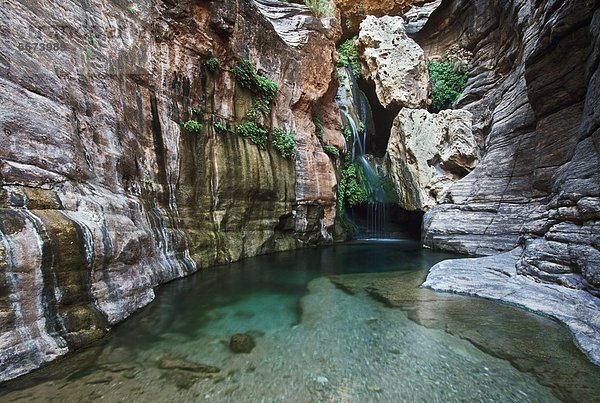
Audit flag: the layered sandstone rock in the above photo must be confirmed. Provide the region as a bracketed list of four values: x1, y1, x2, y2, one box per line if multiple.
[357, 16, 429, 109]
[385, 108, 478, 211]
[420, 0, 600, 361]
[420, 0, 600, 284]
[0, 0, 342, 381]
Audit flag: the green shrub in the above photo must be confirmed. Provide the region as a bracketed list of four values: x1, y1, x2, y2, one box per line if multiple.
[191, 106, 203, 116]
[231, 60, 279, 118]
[337, 160, 369, 213]
[255, 75, 278, 103]
[343, 127, 353, 142]
[183, 119, 203, 133]
[338, 37, 361, 77]
[231, 60, 278, 102]
[323, 144, 339, 159]
[272, 128, 297, 159]
[206, 57, 220, 73]
[231, 60, 256, 88]
[304, 0, 333, 17]
[312, 114, 324, 141]
[213, 121, 228, 135]
[236, 121, 268, 148]
[358, 120, 365, 133]
[428, 60, 468, 113]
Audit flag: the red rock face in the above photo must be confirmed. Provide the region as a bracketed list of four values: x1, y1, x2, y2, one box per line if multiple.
[0, 0, 343, 381]
[333, 0, 429, 37]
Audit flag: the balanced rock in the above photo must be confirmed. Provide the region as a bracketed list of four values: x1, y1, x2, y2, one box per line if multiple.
[357, 15, 429, 109]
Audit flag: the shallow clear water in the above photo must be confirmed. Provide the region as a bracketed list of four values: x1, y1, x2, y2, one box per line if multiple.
[1, 241, 599, 402]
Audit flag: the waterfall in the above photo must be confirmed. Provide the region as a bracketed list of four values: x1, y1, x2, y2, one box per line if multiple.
[367, 201, 387, 238]
[338, 67, 391, 238]
[342, 110, 364, 161]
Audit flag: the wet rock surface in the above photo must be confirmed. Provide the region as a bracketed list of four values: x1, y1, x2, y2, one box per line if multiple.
[423, 249, 600, 366]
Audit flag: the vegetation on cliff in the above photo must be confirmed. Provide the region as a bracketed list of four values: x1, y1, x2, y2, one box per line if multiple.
[205, 57, 221, 73]
[304, 0, 334, 17]
[272, 128, 297, 159]
[337, 37, 361, 77]
[428, 46, 473, 112]
[337, 157, 369, 213]
[236, 121, 269, 148]
[183, 119, 203, 133]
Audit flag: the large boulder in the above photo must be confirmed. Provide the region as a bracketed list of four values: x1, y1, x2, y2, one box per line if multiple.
[385, 108, 478, 211]
[357, 16, 429, 110]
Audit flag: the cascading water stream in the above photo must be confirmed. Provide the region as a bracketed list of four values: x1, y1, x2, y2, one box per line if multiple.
[338, 66, 391, 238]
[341, 109, 388, 237]
[342, 110, 364, 161]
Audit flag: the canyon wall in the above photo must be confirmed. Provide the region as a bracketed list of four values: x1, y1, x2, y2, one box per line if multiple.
[420, 1, 600, 295]
[0, 0, 342, 381]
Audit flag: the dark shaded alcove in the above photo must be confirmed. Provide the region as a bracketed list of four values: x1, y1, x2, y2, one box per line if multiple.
[356, 76, 399, 157]
[347, 203, 424, 240]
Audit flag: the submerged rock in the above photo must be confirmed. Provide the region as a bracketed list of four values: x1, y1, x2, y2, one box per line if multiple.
[160, 370, 203, 390]
[159, 357, 221, 374]
[230, 334, 256, 354]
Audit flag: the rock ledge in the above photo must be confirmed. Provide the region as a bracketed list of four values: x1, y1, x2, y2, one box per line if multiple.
[423, 249, 600, 366]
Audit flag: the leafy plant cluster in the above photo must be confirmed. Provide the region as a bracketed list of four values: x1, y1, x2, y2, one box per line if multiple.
[236, 121, 268, 149]
[231, 60, 278, 108]
[323, 144, 339, 158]
[304, 0, 334, 18]
[337, 156, 369, 213]
[337, 37, 361, 77]
[229, 59, 281, 150]
[213, 120, 228, 135]
[313, 113, 324, 141]
[206, 57, 220, 73]
[343, 127, 352, 142]
[428, 60, 468, 113]
[312, 113, 340, 160]
[183, 119, 203, 133]
[272, 128, 297, 159]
